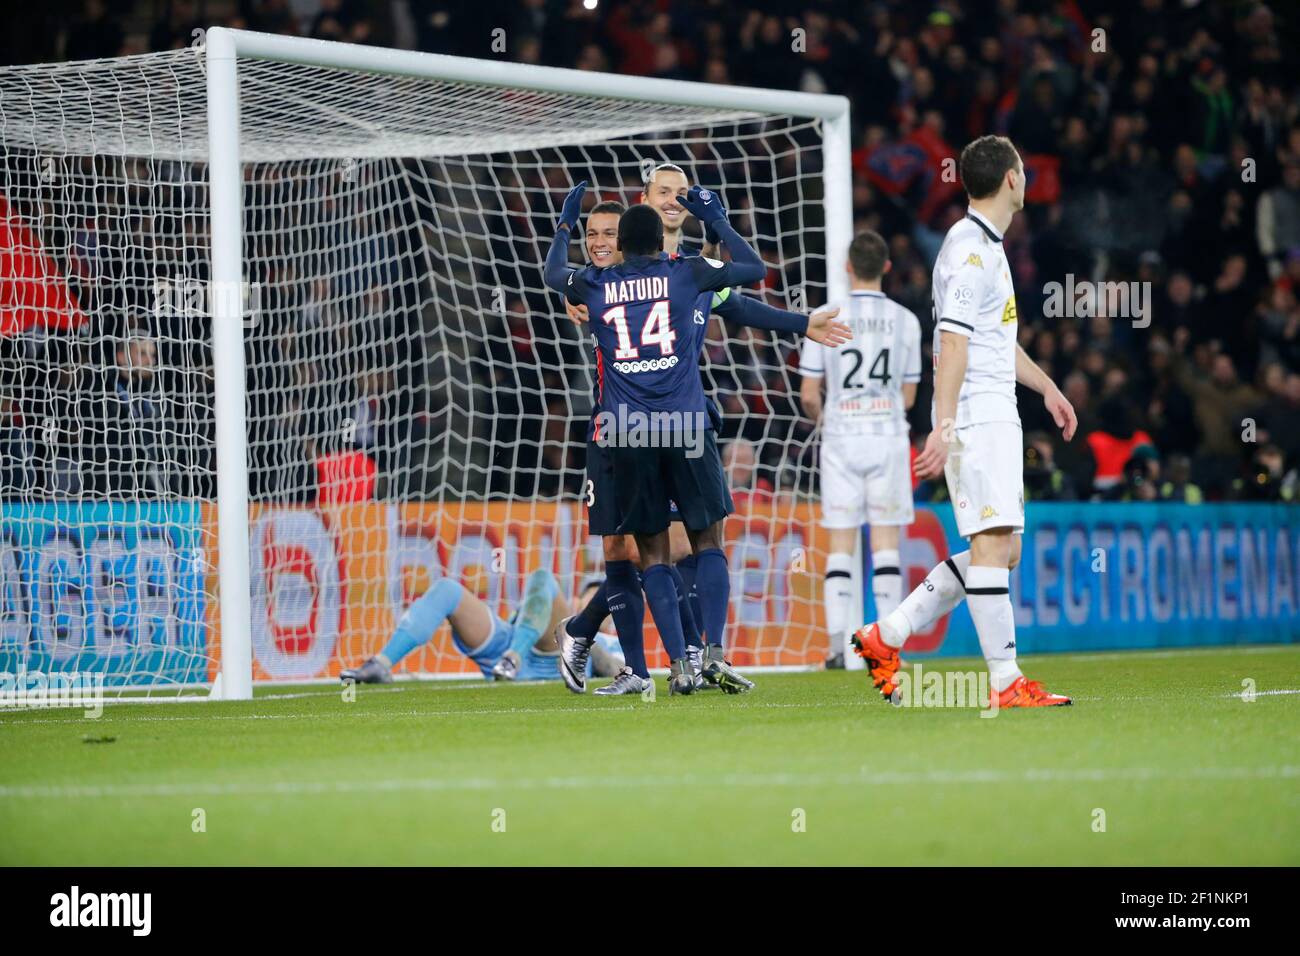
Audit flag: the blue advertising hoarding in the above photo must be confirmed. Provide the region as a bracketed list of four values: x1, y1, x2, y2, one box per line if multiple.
[872, 503, 1300, 656]
[0, 502, 208, 686]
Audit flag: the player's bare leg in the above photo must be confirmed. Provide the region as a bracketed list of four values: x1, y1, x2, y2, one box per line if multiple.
[490, 569, 561, 680]
[343, 580, 498, 684]
[686, 520, 754, 694]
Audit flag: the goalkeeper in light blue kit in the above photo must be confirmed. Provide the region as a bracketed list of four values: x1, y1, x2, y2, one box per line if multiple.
[341, 569, 570, 684]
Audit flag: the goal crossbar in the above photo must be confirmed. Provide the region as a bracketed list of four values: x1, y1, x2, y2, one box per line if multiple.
[200, 29, 854, 700]
[0, 30, 854, 700]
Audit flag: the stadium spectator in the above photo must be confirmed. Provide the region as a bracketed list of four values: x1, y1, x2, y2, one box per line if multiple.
[65, 0, 125, 61]
[1256, 162, 1300, 279]
[722, 438, 774, 505]
[1117, 445, 1162, 502]
[79, 329, 168, 498]
[1023, 431, 1077, 502]
[149, 0, 199, 52]
[12, 0, 1300, 505]
[1159, 453, 1205, 504]
[1086, 397, 1154, 495]
[1231, 443, 1298, 502]
[1171, 347, 1262, 491]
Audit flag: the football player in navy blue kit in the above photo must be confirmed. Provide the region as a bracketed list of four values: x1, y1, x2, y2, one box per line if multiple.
[546, 183, 787, 695]
[549, 191, 850, 696]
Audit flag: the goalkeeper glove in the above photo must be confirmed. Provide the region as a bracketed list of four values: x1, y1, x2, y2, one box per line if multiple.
[558, 180, 587, 232]
[676, 185, 727, 242]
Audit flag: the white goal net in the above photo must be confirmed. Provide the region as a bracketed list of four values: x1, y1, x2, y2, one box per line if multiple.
[0, 33, 850, 698]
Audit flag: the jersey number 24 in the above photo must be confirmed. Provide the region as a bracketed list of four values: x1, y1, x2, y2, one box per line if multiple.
[841, 347, 891, 388]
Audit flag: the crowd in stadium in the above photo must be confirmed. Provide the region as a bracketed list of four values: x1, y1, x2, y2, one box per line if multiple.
[2, 0, 1298, 505]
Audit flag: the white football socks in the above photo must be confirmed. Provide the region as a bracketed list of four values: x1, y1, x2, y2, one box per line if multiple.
[965, 565, 1022, 693]
[870, 548, 902, 620]
[880, 550, 971, 648]
[824, 551, 855, 660]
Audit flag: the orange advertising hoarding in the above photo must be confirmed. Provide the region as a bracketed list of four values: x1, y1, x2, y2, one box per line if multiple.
[203, 498, 835, 681]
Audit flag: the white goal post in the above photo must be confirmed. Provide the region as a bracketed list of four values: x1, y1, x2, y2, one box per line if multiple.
[0, 29, 854, 702]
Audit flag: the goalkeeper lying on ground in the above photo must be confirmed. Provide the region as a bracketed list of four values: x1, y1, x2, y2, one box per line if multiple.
[342, 569, 571, 684]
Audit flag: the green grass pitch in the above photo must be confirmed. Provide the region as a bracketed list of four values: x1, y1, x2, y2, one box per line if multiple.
[2, 645, 1297, 866]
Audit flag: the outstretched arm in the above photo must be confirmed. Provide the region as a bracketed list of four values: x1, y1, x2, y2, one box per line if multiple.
[713, 291, 851, 346]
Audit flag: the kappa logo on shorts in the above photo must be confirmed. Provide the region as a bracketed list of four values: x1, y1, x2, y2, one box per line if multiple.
[980, 505, 998, 519]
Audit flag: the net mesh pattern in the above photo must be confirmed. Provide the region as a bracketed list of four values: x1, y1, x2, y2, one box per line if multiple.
[0, 45, 835, 693]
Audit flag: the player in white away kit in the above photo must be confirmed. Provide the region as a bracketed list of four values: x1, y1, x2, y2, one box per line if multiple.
[800, 231, 921, 670]
[853, 135, 1076, 707]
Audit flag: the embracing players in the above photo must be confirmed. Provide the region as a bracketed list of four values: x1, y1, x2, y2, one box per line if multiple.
[852, 134, 1075, 708]
[800, 230, 921, 669]
[550, 168, 849, 696]
[545, 182, 789, 695]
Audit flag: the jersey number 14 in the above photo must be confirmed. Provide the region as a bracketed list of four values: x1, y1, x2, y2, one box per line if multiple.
[602, 300, 676, 359]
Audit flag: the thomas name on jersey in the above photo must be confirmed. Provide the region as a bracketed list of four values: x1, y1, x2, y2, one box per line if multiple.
[847, 315, 898, 337]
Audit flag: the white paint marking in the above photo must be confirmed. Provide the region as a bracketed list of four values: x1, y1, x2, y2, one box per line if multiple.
[1, 765, 1295, 801]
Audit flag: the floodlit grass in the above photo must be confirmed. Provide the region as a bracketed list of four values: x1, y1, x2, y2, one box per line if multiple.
[2, 645, 1297, 865]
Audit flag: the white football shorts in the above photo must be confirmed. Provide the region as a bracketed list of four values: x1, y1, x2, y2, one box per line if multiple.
[944, 420, 1025, 538]
[819, 433, 914, 529]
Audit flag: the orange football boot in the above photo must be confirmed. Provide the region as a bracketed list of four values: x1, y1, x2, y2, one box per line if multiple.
[995, 676, 1072, 708]
[851, 623, 901, 700]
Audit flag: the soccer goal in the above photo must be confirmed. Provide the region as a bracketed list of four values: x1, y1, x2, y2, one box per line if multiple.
[0, 29, 854, 701]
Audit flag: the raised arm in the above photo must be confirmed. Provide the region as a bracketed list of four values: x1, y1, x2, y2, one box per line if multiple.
[543, 228, 576, 294]
[543, 181, 587, 294]
[678, 187, 765, 288]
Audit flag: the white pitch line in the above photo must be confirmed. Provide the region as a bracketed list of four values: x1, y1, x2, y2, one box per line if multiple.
[0, 698, 873, 726]
[1048, 645, 1297, 663]
[1068, 688, 1300, 703]
[1, 764, 1296, 802]
[4, 683, 1299, 726]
